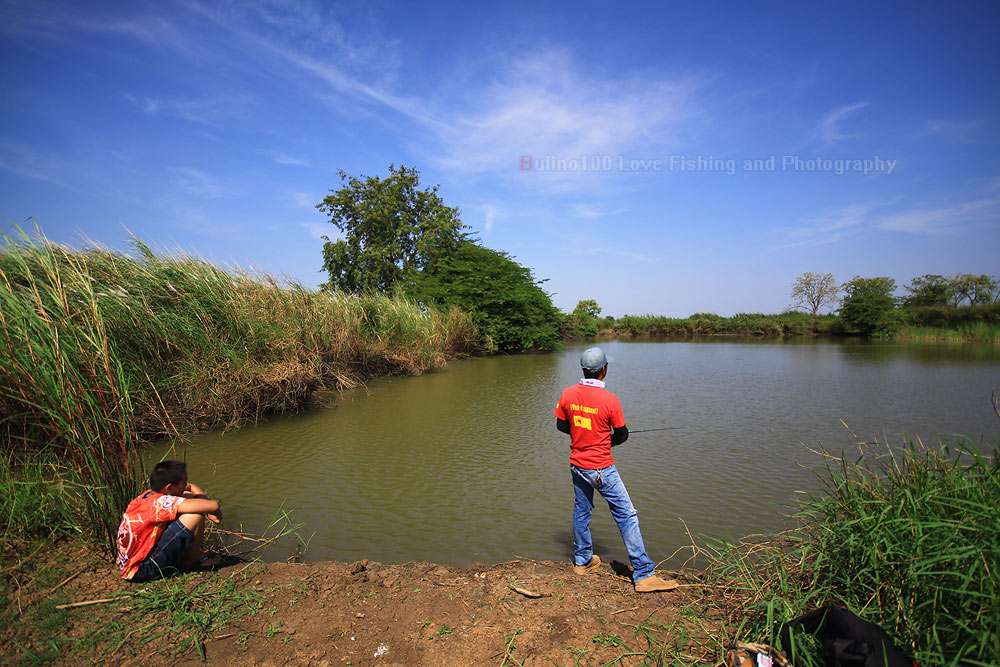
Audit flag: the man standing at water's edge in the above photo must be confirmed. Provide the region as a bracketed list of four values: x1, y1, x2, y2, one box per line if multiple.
[555, 346, 678, 593]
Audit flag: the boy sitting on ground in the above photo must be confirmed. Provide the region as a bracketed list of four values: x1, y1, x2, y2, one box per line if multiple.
[116, 460, 223, 582]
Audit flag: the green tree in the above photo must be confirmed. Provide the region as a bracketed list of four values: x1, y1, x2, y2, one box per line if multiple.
[839, 276, 901, 336]
[564, 299, 603, 338]
[573, 299, 602, 318]
[405, 243, 562, 353]
[317, 165, 468, 293]
[791, 272, 840, 314]
[903, 274, 954, 307]
[951, 273, 998, 306]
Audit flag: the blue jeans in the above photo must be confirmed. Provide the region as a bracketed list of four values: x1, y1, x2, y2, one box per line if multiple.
[571, 464, 655, 582]
[130, 519, 195, 582]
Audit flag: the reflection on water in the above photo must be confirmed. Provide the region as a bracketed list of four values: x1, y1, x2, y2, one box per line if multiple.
[150, 339, 1000, 567]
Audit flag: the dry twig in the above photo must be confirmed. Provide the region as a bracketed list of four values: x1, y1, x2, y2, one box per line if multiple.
[508, 584, 550, 599]
[55, 596, 125, 609]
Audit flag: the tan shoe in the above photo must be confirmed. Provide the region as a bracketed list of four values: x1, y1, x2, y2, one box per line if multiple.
[572, 555, 601, 575]
[634, 574, 679, 593]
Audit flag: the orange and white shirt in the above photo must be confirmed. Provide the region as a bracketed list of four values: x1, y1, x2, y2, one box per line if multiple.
[115, 491, 185, 580]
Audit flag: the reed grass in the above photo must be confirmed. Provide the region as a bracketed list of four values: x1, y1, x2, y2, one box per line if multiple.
[0, 453, 77, 538]
[697, 436, 1000, 666]
[0, 231, 142, 553]
[898, 323, 1000, 343]
[0, 228, 478, 552]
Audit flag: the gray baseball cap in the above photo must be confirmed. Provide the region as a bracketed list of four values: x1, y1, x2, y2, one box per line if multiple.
[580, 346, 608, 371]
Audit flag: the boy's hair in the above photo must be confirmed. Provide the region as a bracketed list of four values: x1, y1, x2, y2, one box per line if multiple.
[583, 365, 606, 380]
[149, 460, 186, 492]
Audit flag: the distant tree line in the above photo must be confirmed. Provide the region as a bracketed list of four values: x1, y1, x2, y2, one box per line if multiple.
[315, 165, 994, 348]
[561, 272, 999, 341]
[791, 272, 999, 337]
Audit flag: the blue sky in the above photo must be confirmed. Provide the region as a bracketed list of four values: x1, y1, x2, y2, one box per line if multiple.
[1, 1, 998, 316]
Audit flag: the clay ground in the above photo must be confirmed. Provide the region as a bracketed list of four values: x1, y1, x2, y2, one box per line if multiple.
[3, 540, 727, 666]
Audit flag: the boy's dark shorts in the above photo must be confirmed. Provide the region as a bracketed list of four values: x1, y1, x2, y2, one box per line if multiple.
[130, 519, 194, 582]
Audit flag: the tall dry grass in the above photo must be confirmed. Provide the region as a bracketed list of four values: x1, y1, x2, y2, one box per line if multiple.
[0, 229, 478, 551]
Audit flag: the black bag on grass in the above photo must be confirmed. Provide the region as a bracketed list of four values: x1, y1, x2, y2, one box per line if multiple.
[778, 606, 917, 667]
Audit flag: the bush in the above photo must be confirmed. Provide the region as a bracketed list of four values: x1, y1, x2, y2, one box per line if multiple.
[902, 303, 1000, 328]
[405, 243, 562, 353]
[840, 293, 902, 336]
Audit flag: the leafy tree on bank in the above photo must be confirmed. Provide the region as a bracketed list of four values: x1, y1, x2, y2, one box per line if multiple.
[951, 273, 998, 306]
[563, 299, 603, 337]
[791, 272, 840, 314]
[405, 243, 562, 353]
[902, 274, 954, 307]
[317, 164, 468, 293]
[574, 299, 602, 318]
[317, 164, 562, 353]
[839, 276, 902, 336]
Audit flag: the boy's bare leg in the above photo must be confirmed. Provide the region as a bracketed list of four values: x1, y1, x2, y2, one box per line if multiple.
[177, 513, 220, 567]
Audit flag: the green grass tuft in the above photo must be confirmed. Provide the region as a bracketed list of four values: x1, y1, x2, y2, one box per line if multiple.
[700, 437, 1000, 666]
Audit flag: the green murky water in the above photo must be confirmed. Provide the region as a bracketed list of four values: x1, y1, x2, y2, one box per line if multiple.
[151, 339, 1000, 567]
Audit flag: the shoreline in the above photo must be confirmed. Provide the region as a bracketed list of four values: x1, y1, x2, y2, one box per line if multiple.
[2, 536, 714, 666]
[4, 434, 996, 665]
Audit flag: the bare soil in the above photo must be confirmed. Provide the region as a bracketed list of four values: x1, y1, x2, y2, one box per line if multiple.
[3, 539, 722, 666]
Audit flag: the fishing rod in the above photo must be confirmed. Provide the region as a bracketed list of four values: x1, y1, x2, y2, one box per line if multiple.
[629, 427, 681, 433]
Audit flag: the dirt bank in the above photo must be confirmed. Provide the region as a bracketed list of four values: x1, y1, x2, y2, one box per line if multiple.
[4, 540, 721, 666]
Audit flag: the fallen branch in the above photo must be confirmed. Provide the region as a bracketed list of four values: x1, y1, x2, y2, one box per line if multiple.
[56, 594, 134, 610]
[211, 527, 268, 543]
[46, 566, 86, 597]
[611, 606, 640, 615]
[508, 584, 550, 599]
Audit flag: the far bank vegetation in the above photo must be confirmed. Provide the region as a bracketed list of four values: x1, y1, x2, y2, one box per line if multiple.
[561, 272, 1000, 342]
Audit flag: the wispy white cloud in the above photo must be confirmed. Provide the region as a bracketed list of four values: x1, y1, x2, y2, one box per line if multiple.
[71, 3, 700, 199]
[167, 167, 238, 198]
[481, 204, 499, 232]
[918, 118, 982, 143]
[426, 50, 700, 183]
[124, 92, 255, 126]
[178, 1, 419, 121]
[83, 13, 204, 60]
[0, 142, 83, 193]
[272, 152, 312, 167]
[249, 0, 401, 75]
[876, 196, 999, 235]
[125, 95, 161, 114]
[570, 204, 628, 220]
[293, 192, 317, 209]
[302, 222, 330, 241]
[571, 246, 657, 264]
[774, 192, 1000, 247]
[774, 203, 877, 248]
[816, 102, 869, 144]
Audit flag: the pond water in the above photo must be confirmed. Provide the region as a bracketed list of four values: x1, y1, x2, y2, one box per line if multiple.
[151, 339, 1000, 568]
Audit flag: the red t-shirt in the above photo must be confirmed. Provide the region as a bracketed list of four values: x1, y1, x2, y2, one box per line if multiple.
[115, 490, 185, 580]
[554, 380, 625, 469]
